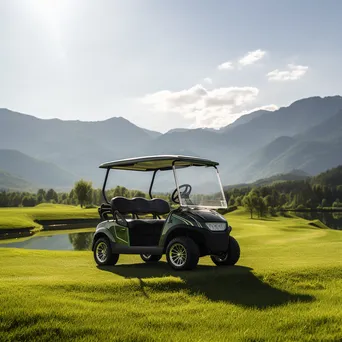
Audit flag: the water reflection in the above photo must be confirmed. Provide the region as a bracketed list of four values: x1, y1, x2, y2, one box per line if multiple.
[69, 233, 93, 250]
[0, 231, 94, 251]
[295, 212, 342, 230]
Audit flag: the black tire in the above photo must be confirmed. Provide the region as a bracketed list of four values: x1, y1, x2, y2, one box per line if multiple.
[211, 236, 240, 266]
[93, 237, 119, 266]
[166, 237, 200, 271]
[140, 254, 162, 263]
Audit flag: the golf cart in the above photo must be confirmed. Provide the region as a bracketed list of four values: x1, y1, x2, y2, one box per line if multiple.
[92, 155, 240, 270]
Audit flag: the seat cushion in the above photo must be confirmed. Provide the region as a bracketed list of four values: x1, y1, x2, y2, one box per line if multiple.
[111, 197, 170, 216]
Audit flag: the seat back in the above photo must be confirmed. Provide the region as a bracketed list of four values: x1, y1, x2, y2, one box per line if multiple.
[111, 197, 170, 216]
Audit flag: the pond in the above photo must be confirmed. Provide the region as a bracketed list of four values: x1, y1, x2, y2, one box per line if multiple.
[0, 229, 94, 251]
[294, 212, 342, 230]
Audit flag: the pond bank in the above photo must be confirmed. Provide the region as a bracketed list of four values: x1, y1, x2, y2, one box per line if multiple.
[0, 204, 100, 238]
[0, 218, 100, 239]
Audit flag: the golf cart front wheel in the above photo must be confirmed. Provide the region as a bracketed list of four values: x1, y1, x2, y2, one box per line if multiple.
[94, 237, 119, 266]
[140, 254, 162, 263]
[211, 236, 240, 266]
[166, 237, 199, 271]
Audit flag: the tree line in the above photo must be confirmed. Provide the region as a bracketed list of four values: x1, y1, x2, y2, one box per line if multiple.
[225, 179, 342, 218]
[0, 180, 148, 208]
[1, 164, 342, 218]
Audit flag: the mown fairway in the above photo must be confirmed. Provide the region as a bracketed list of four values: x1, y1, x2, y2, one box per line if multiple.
[0, 209, 341, 341]
[0, 204, 98, 230]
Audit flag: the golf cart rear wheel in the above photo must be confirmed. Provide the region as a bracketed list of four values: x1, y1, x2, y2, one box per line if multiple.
[94, 237, 119, 266]
[166, 237, 199, 271]
[140, 254, 162, 263]
[211, 236, 240, 266]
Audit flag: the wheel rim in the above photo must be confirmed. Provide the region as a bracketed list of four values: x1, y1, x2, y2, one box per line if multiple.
[169, 243, 187, 267]
[214, 252, 228, 262]
[96, 242, 108, 262]
[142, 254, 151, 260]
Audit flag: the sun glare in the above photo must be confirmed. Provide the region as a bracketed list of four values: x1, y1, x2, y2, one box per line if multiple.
[25, 0, 73, 59]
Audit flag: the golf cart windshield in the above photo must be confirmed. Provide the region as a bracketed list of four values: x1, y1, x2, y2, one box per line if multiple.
[173, 164, 227, 209]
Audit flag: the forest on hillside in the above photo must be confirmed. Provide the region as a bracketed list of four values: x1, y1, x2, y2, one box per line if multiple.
[1, 166, 342, 218]
[225, 165, 342, 218]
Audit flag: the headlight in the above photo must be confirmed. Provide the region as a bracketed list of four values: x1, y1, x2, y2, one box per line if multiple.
[206, 222, 226, 231]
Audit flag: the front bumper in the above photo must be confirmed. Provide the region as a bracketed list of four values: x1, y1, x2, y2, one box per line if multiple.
[200, 225, 232, 254]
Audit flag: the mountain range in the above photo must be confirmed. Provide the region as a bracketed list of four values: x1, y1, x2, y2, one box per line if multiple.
[1, 95, 342, 190]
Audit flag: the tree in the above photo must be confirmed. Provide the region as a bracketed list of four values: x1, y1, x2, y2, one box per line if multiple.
[255, 196, 268, 218]
[242, 192, 258, 218]
[68, 189, 77, 205]
[74, 180, 93, 207]
[131, 190, 146, 198]
[228, 195, 235, 206]
[22, 195, 37, 207]
[321, 198, 328, 208]
[46, 188, 58, 202]
[235, 195, 242, 206]
[264, 195, 273, 208]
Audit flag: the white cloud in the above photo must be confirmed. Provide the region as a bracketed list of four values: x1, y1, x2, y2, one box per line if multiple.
[256, 104, 279, 112]
[238, 49, 266, 66]
[141, 84, 265, 128]
[203, 77, 212, 84]
[267, 64, 309, 81]
[217, 61, 234, 70]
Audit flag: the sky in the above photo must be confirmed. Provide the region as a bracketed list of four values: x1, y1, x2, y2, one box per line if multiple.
[1, 0, 342, 133]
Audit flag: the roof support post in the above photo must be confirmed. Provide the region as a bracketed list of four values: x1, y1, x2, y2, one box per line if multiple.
[149, 169, 158, 199]
[102, 168, 110, 204]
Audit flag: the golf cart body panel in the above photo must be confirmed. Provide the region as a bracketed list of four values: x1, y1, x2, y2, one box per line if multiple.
[159, 208, 231, 254]
[93, 155, 239, 270]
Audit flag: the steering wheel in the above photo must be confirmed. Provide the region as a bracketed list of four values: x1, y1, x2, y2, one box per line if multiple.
[171, 184, 192, 204]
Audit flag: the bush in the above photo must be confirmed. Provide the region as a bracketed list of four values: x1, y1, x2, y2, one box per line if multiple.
[268, 206, 277, 216]
[84, 204, 97, 209]
[332, 199, 341, 208]
[296, 204, 306, 210]
[217, 206, 237, 215]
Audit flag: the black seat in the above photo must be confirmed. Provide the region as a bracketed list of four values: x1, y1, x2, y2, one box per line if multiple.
[110, 197, 170, 246]
[110, 196, 170, 217]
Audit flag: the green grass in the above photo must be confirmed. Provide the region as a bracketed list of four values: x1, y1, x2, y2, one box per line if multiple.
[0, 204, 98, 230]
[0, 209, 342, 341]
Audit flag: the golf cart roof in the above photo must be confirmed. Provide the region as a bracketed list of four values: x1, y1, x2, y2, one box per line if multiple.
[99, 155, 219, 171]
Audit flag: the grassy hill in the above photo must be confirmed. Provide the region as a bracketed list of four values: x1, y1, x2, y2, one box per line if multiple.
[0, 204, 98, 230]
[0, 209, 341, 341]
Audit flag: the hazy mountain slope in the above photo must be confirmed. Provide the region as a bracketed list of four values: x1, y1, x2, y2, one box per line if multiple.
[0, 109, 155, 184]
[224, 99, 342, 183]
[219, 96, 342, 155]
[0, 169, 34, 190]
[1, 95, 342, 189]
[311, 165, 342, 186]
[299, 109, 342, 142]
[224, 169, 310, 190]
[0, 149, 76, 188]
[221, 110, 270, 132]
[143, 128, 162, 138]
[235, 135, 342, 184]
[143, 129, 223, 159]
